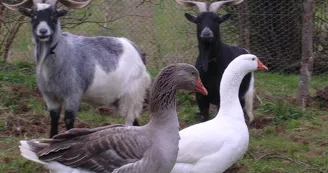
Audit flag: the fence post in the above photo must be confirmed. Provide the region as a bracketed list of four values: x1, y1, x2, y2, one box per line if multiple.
[298, 0, 314, 107]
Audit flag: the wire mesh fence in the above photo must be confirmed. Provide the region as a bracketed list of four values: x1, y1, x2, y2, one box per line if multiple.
[0, 0, 327, 99]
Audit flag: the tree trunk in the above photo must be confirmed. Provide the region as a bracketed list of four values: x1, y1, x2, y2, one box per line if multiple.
[104, 0, 110, 27]
[237, 0, 250, 49]
[0, 4, 4, 30]
[298, 0, 314, 107]
[2, 16, 24, 70]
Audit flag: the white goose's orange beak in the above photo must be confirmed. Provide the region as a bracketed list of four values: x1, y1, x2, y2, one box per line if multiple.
[257, 60, 268, 71]
[195, 77, 208, 96]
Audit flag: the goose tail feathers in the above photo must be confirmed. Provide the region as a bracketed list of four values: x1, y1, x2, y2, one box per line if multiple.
[19, 140, 46, 165]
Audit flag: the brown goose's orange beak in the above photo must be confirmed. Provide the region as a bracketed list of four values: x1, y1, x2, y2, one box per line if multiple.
[195, 77, 208, 96]
[257, 60, 268, 71]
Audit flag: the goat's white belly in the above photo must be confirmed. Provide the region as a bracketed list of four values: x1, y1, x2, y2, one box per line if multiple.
[83, 65, 126, 106]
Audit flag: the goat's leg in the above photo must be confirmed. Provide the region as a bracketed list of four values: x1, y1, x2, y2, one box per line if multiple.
[43, 95, 62, 138]
[63, 95, 81, 131]
[240, 99, 250, 125]
[64, 110, 76, 130]
[196, 93, 210, 122]
[241, 73, 255, 125]
[133, 119, 140, 126]
[49, 108, 61, 138]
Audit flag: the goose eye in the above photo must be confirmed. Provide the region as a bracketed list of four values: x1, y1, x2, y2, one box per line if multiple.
[191, 71, 195, 75]
[252, 58, 255, 61]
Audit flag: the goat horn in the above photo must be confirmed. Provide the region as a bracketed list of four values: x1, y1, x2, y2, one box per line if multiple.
[209, 0, 244, 13]
[58, 0, 92, 9]
[2, 0, 57, 11]
[174, 0, 207, 13]
[2, 0, 91, 11]
[1, 0, 34, 11]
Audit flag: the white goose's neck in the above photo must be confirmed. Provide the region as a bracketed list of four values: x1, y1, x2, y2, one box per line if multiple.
[215, 64, 248, 121]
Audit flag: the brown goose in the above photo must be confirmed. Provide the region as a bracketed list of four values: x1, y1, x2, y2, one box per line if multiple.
[19, 63, 208, 173]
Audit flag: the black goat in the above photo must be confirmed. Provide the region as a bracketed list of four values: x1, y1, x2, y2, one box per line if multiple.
[174, 0, 254, 124]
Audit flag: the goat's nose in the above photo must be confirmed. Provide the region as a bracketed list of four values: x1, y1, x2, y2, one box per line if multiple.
[202, 32, 211, 37]
[200, 27, 213, 38]
[39, 29, 48, 34]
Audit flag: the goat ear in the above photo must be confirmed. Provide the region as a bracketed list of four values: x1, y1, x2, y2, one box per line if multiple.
[184, 13, 197, 23]
[220, 13, 232, 23]
[57, 9, 68, 17]
[19, 8, 33, 18]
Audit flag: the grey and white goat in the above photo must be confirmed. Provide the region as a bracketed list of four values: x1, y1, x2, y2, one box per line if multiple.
[2, 0, 151, 138]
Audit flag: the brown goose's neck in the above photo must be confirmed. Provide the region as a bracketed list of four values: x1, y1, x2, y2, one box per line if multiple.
[149, 72, 177, 114]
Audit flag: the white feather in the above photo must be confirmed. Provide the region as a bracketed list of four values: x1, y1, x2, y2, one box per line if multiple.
[19, 141, 46, 165]
[19, 140, 95, 173]
[171, 55, 261, 173]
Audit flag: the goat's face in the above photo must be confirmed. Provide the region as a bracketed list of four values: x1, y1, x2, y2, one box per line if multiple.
[185, 12, 231, 43]
[19, 3, 67, 42]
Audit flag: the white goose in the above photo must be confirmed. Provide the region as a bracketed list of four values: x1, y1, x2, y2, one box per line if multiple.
[171, 54, 268, 173]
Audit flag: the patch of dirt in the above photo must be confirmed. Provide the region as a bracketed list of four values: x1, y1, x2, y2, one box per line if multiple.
[250, 116, 274, 129]
[319, 141, 328, 146]
[289, 134, 311, 145]
[275, 125, 286, 133]
[178, 119, 188, 129]
[321, 116, 328, 122]
[307, 147, 326, 156]
[3, 114, 94, 138]
[15, 102, 30, 114]
[294, 125, 322, 132]
[0, 83, 41, 98]
[97, 106, 117, 115]
[224, 163, 248, 173]
[314, 85, 328, 104]
[270, 170, 283, 173]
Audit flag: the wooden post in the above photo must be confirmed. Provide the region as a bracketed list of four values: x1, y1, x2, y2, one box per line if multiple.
[298, 0, 314, 107]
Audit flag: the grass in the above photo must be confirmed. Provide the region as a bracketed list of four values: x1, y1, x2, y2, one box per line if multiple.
[0, 61, 327, 173]
[1, 1, 327, 172]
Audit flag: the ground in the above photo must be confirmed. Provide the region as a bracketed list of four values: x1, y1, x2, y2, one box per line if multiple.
[0, 62, 327, 173]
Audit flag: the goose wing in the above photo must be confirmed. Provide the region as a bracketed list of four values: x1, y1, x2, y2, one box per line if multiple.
[175, 122, 226, 163]
[29, 125, 151, 173]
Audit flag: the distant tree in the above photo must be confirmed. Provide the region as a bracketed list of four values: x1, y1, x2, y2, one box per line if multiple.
[0, 5, 25, 70]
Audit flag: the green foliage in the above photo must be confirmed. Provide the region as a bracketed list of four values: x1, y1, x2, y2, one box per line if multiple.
[0, 61, 36, 88]
[259, 100, 304, 124]
[0, 157, 44, 173]
[255, 72, 299, 97]
[0, 87, 20, 108]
